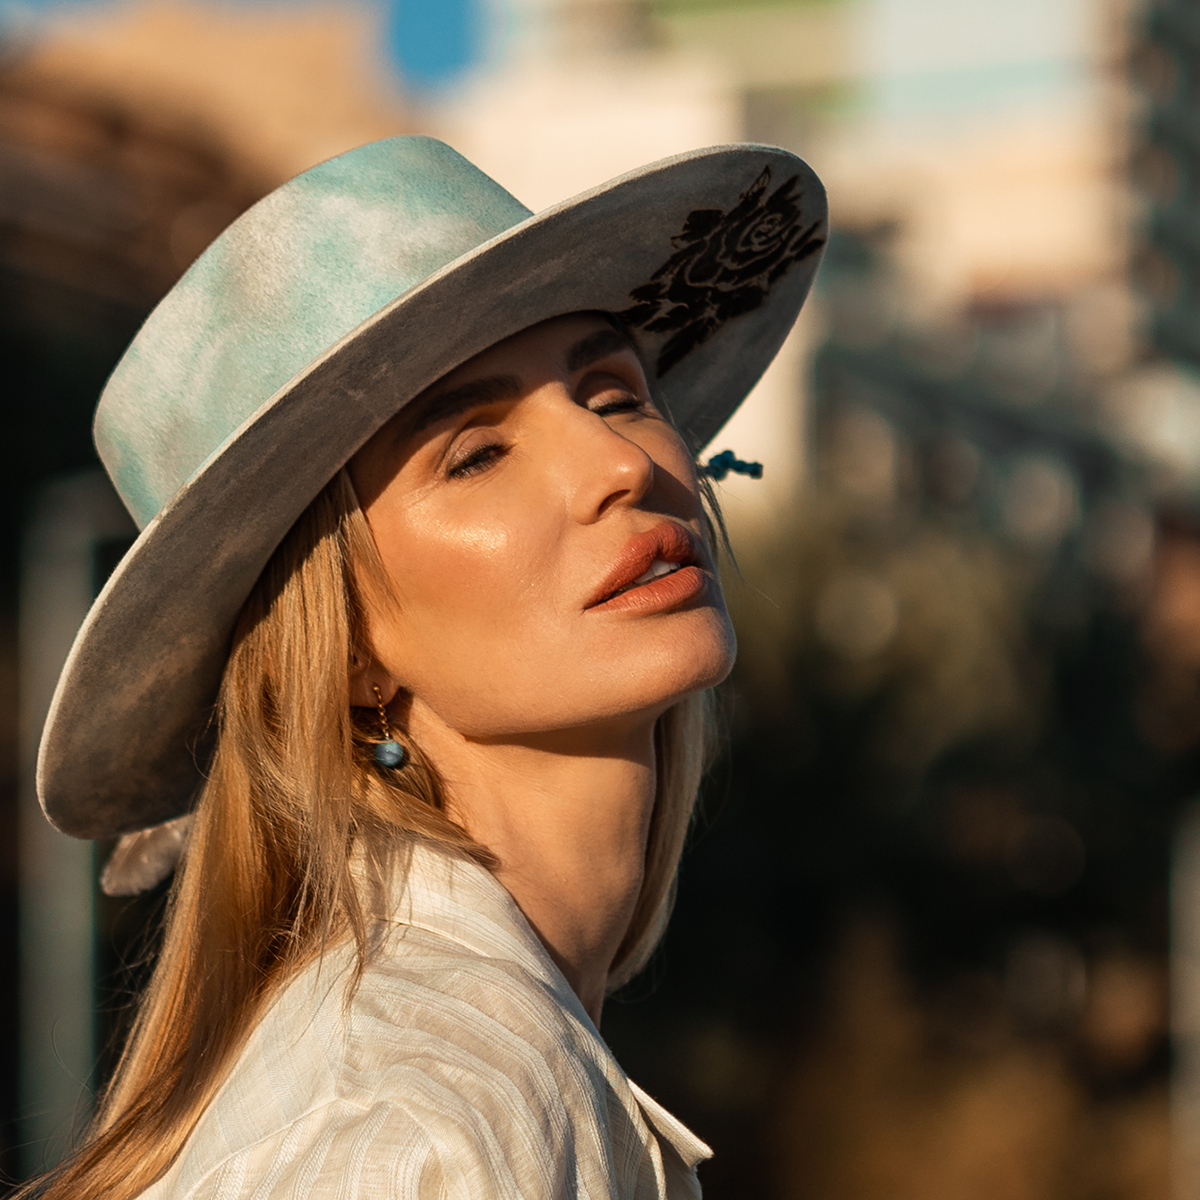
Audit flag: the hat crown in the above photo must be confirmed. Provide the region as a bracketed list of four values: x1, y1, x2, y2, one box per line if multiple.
[95, 137, 532, 529]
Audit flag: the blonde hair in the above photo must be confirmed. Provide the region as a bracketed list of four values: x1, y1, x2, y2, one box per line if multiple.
[28, 468, 713, 1200]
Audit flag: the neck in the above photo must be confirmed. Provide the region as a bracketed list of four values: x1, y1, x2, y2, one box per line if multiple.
[410, 713, 658, 1024]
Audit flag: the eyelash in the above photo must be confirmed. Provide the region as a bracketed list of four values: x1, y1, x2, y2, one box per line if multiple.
[447, 442, 506, 479]
[591, 393, 644, 417]
[445, 389, 646, 480]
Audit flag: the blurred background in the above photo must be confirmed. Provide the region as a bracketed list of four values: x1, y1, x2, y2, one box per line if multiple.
[0, 0, 1198, 1196]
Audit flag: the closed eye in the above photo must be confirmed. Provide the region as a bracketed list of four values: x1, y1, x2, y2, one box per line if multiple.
[578, 361, 653, 420]
[446, 441, 508, 479]
[590, 394, 645, 418]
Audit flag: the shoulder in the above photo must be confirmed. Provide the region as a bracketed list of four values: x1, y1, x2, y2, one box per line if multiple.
[326, 923, 641, 1197]
[138, 1097, 438, 1200]
[150, 879, 645, 1198]
[343, 925, 616, 1140]
[143, 1087, 614, 1200]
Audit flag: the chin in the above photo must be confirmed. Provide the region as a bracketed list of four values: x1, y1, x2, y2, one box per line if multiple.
[610, 609, 737, 717]
[413, 611, 736, 740]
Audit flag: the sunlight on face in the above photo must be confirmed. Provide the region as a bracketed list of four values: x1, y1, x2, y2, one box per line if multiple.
[348, 313, 736, 744]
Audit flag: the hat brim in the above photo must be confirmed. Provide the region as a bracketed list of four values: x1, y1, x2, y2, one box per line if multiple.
[39, 143, 826, 838]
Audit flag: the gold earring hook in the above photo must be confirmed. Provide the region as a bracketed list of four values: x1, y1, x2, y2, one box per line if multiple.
[371, 685, 394, 743]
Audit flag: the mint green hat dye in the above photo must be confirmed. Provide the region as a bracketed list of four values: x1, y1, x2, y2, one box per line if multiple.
[97, 138, 531, 529]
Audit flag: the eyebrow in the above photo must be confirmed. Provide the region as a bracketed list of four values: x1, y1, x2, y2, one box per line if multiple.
[566, 326, 638, 372]
[405, 374, 522, 436]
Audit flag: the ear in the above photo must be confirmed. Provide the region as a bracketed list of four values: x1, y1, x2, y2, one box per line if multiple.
[348, 649, 399, 709]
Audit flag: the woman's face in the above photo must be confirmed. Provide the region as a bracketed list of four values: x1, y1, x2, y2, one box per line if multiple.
[348, 313, 736, 743]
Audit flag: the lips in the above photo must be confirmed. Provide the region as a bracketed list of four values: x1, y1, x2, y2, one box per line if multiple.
[586, 521, 706, 611]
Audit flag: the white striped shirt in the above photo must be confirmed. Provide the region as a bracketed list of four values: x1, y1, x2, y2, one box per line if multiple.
[138, 841, 711, 1198]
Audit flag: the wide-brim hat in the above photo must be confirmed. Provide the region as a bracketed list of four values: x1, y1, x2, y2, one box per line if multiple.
[38, 135, 826, 840]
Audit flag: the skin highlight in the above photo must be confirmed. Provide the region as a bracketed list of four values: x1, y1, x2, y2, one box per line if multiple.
[348, 313, 736, 1021]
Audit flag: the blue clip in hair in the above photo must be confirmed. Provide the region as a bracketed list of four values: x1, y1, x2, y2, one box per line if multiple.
[700, 450, 764, 481]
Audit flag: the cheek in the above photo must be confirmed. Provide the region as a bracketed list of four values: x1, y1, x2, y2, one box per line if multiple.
[368, 503, 558, 682]
[643, 427, 707, 522]
[652, 426, 702, 486]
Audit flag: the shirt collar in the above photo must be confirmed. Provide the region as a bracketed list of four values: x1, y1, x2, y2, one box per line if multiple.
[383, 839, 575, 1005]
[629, 1082, 714, 1171]
[382, 840, 713, 1170]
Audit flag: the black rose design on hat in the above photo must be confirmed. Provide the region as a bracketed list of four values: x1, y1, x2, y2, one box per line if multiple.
[620, 166, 826, 377]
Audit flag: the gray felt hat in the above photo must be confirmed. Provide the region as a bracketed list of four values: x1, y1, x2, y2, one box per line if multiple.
[37, 135, 827, 840]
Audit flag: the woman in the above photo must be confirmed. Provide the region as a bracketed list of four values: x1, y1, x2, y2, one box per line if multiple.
[30, 136, 825, 1199]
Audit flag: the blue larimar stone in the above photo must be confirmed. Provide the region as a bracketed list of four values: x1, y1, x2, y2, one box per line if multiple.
[374, 740, 406, 768]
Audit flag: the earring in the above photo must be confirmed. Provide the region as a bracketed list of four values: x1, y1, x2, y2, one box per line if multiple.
[371, 686, 406, 768]
[700, 449, 763, 480]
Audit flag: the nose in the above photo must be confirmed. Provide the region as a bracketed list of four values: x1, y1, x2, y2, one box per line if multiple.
[552, 393, 657, 525]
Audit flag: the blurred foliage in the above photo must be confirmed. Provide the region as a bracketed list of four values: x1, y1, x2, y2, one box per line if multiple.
[604, 232, 1181, 1199]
